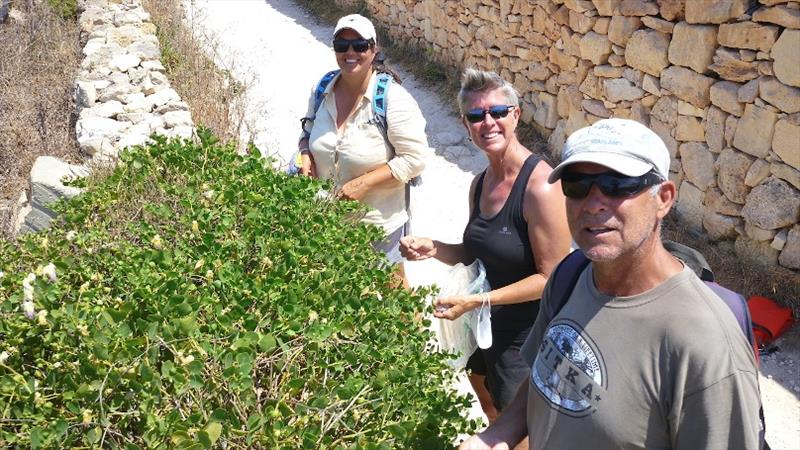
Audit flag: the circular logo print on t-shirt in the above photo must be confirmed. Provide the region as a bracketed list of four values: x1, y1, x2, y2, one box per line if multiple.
[531, 318, 607, 417]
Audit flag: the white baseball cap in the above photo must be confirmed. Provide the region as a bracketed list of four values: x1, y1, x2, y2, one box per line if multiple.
[333, 14, 377, 42]
[548, 118, 671, 183]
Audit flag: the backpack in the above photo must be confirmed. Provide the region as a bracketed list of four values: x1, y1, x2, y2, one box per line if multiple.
[547, 240, 768, 449]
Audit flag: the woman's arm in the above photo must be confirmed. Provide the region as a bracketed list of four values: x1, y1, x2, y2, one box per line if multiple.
[434, 161, 571, 320]
[384, 84, 431, 182]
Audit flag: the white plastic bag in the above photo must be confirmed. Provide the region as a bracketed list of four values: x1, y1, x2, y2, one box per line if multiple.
[432, 259, 491, 369]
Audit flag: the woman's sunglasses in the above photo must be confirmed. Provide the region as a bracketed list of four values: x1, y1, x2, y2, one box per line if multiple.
[464, 105, 516, 123]
[332, 38, 373, 53]
[561, 170, 663, 199]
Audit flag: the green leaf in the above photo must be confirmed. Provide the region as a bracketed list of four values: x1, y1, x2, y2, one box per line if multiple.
[203, 422, 222, 446]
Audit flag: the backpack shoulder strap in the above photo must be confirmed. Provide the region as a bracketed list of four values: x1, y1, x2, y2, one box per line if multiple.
[664, 240, 714, 282]
[548, 250, 591, 317]
[299, 70, 339, 141]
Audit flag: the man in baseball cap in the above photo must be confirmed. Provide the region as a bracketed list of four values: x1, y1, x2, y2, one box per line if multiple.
[459, 118, 763, 450]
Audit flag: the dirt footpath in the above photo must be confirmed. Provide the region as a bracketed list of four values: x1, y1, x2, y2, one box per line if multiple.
[184, 1, 799, 447]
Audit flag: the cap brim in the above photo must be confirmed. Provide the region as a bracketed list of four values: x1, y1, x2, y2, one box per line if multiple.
[548, 152, 654, 183]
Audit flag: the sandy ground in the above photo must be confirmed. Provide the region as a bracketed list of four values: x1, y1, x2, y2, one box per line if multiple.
[184, 1, 799, 447]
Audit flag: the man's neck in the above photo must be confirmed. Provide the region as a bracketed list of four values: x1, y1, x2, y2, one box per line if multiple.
[591, 238, 684, 297]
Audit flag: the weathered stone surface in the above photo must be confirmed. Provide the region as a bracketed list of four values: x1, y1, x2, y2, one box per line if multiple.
[770, 160, 800, 191]
[680, 142, 716, 188]
[677, 100, 705, 117]
[625, 29, 670, 76]
[652, 95, 678, 125]
[594, 17, 611, 34]
[752, 4, 800, 29]
[745, 158, 772, 187]
[759, 77, 800, 114]
[565, 110, 590, 136]
[25, 156, 90, 233]
[735, 235, 780, 266]
[705, 106, 728, 152]
[676, 116, 705, 141]
[604, 78, 645, 101]
[580, 32, 613, 64]
[533, 92, 559, 128]
[745, 221, 779, 241]
[704, 210, 742, 240]
[668, 22, 717, 73]
[549, 46, 578, 71]
[658, 0, 685, 21]
[580, 72, 604, 99]
[594, 65, 625, 78]
[565, 0, 597, 13]
[705, 186, 743, 215]
[773, 120, 800, 170]
[676, 181, 705, 230]
[641, 73, 659, 95]
[779, 226, 800, 269]
[642, 15, 675, 33]
[709, 48, 760, 82]
[618, 0, 659, 16]
[592, 0, 622, 16]
[608, 15, 642, 45]
[725, 115, 739, 147]
[738, 78, 760, 103]
[557, 85, 583, 118]
[710, 81, 744, 116]
[608, 53, 627, 66]
[772, 228, 789, 251]
[742, 177, 800, 229]
[108, 54, 141, 72]
[660, 66, 716, 108]
[718, 22, 780, 52]
[733, 104, 778, 158]
[771, 30, 800, 87]
[717, 147, 755, 204]
[582, 98, 613, 117]
[569, 9, 597, 33]
[75, 81, 97, 109]
[651, 117, 679, 157]
[685, 0, 748, 24]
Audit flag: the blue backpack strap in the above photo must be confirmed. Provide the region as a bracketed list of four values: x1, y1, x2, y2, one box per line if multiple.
[289, 70, 339, 175]
[548, 250, 591, 317]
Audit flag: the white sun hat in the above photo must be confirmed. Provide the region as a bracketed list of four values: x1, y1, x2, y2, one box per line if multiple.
[548, 118, 671, 183]
[333, 14, 377, 42]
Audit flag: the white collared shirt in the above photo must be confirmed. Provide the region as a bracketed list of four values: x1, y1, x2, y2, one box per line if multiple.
[303, 71, 431, 232]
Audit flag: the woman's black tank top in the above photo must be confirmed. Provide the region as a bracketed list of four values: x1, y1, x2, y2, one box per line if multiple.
[463, 154, 540, 334]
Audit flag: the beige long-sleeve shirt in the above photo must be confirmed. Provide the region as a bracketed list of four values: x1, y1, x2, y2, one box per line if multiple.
[303, 71, 431, 233]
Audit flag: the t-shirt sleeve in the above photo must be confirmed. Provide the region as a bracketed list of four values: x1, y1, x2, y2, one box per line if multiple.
[671, 370, 762, 450]
[385, 84, 431, 183]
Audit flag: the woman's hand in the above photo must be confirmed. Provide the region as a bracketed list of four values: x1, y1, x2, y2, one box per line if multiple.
[458, 434, 510, 450]
[339, 175, 370, 201]
[399, 236, 436, 261]
[300, 152, 316, 177]
[433, 295, 480, 320]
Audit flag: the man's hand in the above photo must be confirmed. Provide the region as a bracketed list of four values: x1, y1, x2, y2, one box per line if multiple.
[459, 434, 511, 450]
[399, 236, 436, 260]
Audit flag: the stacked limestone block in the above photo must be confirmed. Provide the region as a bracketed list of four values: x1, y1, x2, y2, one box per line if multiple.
[16, 0, 194, 234]
[75, 0, 193, 161]
[346, 0, 800, 272]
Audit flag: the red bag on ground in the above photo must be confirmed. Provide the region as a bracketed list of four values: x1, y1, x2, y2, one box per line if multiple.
[747, 295, 794, 347]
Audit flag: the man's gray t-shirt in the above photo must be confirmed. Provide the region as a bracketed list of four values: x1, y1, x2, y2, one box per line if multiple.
[520, 265, 762, 449]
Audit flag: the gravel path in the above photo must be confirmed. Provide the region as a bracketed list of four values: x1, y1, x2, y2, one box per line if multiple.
[184, 1, 798, 447]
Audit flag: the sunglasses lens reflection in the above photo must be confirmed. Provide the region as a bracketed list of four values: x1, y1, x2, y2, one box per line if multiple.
[333, 39, 371, 53]
[464, 105, 514, 123]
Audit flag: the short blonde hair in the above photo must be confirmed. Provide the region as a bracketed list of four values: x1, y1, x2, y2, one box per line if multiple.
[457, 68, 520, 114]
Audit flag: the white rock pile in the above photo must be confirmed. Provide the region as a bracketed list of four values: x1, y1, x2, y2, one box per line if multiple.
[15, 0, 194, 234]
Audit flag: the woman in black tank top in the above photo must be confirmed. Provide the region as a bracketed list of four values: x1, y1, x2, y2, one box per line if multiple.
[400, 69, 571, 421]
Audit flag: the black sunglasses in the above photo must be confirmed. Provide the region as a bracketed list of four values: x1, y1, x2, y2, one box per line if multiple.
[464, 105, 516, 123]
[332, 38, 373, 53]
[561, 170, 663, 199]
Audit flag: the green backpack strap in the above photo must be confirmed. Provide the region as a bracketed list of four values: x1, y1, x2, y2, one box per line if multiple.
[663, 240, 714, 282]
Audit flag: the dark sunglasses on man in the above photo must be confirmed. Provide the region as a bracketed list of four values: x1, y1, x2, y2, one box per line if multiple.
[560, 169, 664, 199]
[463, 105, 516, 123]
[332, 38, 374, 53]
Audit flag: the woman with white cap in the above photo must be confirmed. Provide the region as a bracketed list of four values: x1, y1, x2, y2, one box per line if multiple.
[297, 14, 430, 284]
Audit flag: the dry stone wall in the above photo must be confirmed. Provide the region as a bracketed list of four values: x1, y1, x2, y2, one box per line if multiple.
[16, 0, 194, 235]
[345, 0, 800, 271]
